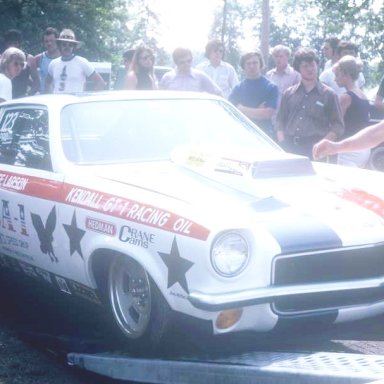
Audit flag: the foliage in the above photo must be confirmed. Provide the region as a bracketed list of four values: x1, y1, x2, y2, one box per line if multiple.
[123, 0, 169, 65]
[209, 0, 248, 72]
[213, 0, 383, 85]
[0, 0, 130, 62]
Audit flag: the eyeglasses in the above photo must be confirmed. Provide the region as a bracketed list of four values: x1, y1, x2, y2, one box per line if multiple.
[60, 42, 75, 48]
[12, 61, 25, 68]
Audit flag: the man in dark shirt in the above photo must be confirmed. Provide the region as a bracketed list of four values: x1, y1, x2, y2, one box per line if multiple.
[2, 29, 40, 98]
[229, 50, 278, 139]
[276, 47, 344, 159]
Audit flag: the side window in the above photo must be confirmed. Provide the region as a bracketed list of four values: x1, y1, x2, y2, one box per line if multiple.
[0, 107, 51, 171]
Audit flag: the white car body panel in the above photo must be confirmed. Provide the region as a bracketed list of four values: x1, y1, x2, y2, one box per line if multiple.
[1, 92, 384, 338]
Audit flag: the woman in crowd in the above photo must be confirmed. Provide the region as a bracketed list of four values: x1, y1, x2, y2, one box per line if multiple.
[332, 55, 370, 167]
[124, 46, 157, 90]
[0, 47, 26, 102]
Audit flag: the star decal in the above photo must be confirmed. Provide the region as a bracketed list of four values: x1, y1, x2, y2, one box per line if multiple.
[63, 211, 85, 259]
[158, 237, 194, 294]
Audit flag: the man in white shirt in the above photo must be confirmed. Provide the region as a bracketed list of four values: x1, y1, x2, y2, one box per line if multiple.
[319, 40, 365, 96]
[45, 29, 105, 93]
[196, 39, 238, 98]
[266, 44, 300, 104]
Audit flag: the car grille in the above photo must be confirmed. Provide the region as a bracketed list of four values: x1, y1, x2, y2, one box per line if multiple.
[272, 243, 384, 314]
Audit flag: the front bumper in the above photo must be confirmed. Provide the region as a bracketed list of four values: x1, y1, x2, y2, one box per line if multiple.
[188, 276, 384, 311]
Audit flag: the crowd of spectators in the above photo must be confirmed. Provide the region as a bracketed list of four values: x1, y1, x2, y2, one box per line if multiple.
[1, 27, 384, 166]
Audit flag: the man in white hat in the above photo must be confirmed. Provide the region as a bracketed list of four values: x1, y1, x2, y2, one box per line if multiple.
[45, 28, 105, 93]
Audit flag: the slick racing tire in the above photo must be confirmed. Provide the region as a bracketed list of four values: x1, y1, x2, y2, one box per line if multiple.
[108, 255, 172, 348]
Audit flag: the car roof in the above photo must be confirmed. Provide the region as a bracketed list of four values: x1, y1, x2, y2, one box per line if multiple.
[2, 91, 223, 108]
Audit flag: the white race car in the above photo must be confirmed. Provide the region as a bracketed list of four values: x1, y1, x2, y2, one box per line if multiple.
[1, 91, 384, 347]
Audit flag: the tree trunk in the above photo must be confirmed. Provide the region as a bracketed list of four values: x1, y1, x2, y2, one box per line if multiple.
[221, 0, 228, 44]
[260, 0, 270, 72]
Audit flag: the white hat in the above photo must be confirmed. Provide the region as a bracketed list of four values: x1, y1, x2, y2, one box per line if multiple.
[56, 29, 82, 49]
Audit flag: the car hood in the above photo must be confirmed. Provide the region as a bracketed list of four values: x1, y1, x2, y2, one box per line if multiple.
[87, 149, 384, 249]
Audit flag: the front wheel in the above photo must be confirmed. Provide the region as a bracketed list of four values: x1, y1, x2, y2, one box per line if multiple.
[107, 255, 172, 347]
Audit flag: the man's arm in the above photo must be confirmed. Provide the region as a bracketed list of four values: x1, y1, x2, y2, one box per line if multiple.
[326, 91, 345, 139]
[236, 104, 274, 120]
[44, 73, 53, 94]
[89, 72, 106, 91]
[27, 54, 40, 95]
[313, 119, 384, 160]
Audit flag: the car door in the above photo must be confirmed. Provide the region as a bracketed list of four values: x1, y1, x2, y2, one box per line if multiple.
[0, 104, 67, 283]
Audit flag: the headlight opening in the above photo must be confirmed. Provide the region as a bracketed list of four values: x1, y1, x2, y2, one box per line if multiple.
[211, 232, 249, 277]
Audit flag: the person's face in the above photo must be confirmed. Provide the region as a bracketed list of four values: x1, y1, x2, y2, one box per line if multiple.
[43, 34, 58, 53]
[176, 54, 192, 73]
[243, 55, 262, 79]
[333, 67, 348, 87]
[273, 51, 289, 70]
[138, 51, 155, 69]
[298, 60, 318, 82]
[7, 58, 24, 79]
[208, 46, 224, 65]
[59, 41, 75, 58]
[322, 42, 333, 59]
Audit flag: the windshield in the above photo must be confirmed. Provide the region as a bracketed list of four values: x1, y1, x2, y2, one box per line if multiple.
[60, 98, 281, 164]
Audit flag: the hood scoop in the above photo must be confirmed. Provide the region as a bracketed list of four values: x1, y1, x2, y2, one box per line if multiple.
[172, 146, 315, 179]
[251, 156, 315, 178]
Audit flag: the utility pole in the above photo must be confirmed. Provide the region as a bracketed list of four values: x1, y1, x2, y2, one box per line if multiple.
[260, 0, 270, 72]
[221, 0, 228, 43]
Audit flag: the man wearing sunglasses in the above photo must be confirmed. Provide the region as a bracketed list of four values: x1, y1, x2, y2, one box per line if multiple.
[196, 39, 239, 99]
[45, 29, 105, 93]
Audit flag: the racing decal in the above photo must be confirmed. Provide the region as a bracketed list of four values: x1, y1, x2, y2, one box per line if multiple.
[1, 199, 29, 236]
[0, 253, 100, 304]
[338, 187, 384, 219]
[0, 170, 210, 241]
[31, 206, 58, 262]
[214, 157, 251, 176]
[158, 237, 194, 294]
[18, 260, 38, 278]
[68, 281, 101, 304]
[86, 217, 116, 237]
[64, 185, 209, 240]
[0, 173, 28, 191]
[266, 212, 342, 254]
[34, 266, 53, 284]
[63, 210, 85, 260]
[55, 276, 71, 294]
[119, 225, 155, 248]
[0, 233, 29, 251]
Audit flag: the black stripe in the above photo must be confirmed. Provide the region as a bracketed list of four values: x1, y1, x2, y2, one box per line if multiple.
[252, 198, 342, 254]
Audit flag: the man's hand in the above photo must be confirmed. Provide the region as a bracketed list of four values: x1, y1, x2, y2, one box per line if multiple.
[312, 139, 339, 160]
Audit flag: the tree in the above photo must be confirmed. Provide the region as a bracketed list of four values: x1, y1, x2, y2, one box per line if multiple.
[0, 0, 130, 61]
[124, 0, 169, 65]
[210, 0, 248, 71]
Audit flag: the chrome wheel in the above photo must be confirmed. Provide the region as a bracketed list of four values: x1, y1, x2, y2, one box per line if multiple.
[108, 256, 151, 339]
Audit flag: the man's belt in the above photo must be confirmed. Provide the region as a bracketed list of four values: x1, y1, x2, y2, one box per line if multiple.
[286, 135, 323, 145]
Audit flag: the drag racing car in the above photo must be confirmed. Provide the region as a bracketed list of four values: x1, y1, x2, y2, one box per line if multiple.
[1, 91, 384, 347]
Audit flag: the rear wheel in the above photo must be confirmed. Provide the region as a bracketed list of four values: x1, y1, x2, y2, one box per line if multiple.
[107, 255, 172, 347]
